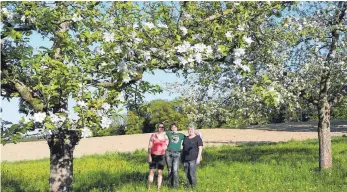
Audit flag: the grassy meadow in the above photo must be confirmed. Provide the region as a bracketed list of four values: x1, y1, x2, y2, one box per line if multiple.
[2, 136, 347, 192]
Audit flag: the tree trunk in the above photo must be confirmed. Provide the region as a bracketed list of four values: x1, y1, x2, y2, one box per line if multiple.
[315, 1, 346, 170]
[317, 101, 332, 169]
[47, 130, 80, 192]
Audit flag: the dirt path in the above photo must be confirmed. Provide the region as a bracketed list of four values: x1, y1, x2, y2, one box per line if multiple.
[1, 121, 346, 162]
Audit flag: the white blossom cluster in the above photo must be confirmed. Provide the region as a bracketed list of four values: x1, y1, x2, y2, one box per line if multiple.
[72, 14, 83, 22]
[48, 112, 67, 128]
[233, 48, 250, 72]
[81, 127, 92, 138]
[175, 41, 213, 66]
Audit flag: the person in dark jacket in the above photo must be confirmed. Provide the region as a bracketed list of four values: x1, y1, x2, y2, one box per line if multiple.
[181, 125, 203, 188]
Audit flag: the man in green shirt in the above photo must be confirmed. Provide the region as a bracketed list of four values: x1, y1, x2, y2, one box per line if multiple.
[165, 123, 185, 187]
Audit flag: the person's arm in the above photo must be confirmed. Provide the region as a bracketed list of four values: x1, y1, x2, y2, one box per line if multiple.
[179, 133, 186, 150]
[164, 134, 169, 150]
[148, 134, 154, 163]
[196, 137, 203, 164]
[195, 130, 203, 139]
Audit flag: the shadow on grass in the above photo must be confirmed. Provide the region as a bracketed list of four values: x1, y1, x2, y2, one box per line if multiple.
[1, 178, 25, 192]
[74, 170, 148, 191]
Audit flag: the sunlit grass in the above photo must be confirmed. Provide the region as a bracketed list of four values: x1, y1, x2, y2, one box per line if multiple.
[2, 137, 347, 191]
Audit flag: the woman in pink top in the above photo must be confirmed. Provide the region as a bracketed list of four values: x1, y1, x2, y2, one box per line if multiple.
[147, 122, 169, 190]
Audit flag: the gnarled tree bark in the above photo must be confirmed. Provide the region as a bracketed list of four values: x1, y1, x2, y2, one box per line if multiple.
[47, 130, 80, 192]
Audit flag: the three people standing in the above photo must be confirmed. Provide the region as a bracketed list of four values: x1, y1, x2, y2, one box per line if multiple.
[147, 122, 203, 189]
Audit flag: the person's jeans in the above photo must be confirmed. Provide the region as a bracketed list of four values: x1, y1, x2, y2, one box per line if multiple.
[165, 150, 181, 187]
[183, 160, 197, 187]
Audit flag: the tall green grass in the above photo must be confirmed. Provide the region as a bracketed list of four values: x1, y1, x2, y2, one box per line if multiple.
[2, 137, 347, 192]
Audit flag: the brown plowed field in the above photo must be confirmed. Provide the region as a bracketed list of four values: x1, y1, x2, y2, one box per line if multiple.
[1, 121, 346, 162]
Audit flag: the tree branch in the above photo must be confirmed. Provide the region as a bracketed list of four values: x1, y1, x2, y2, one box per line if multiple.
[13, 81, 45, 111]
[297, 89, 319, 105]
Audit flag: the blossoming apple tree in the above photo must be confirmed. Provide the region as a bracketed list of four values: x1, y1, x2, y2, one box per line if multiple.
[0, 1, 201, 191]
[175, 2, 346, 169]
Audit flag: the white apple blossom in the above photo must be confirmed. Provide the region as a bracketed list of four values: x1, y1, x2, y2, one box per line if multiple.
[23, 116, 31, 124]
[178, 56, 189, 66]
[81, 127, 92, 138]
[114, 45, 122, 53]
[117, 92, 125, 102]
[102, 103, 111, 111]
[77, 100, 87, 107]
[275, 93, 283, 104]
[192, 43, 206, 53]
[143, 22, 155, 29]
[157, 23, 168, 29]
[143, 51, 151, 61]
[70, 114, 80, 122]
[94, 47, 105, 55]
[123, 75, 131, 83]
[225, 31, 233, 38]
[44, 129, 52, 136]
[100, 61, 108, 68]
[66, 61, 74, 67]
[2, 8, 9, 15]
[234, 48, 246, 57]
[103, 32, 115, 42]
[49, 113, 61, 123]
[150, 48, 158, 52]
[40, 65, 48, 70]
[194, 53, 203, 63]
[192, 34, 201, 40]
[72, 14, 83, 22]
[268, 86, 275, 92]
[187, 55, 195, 63]
[100, 116, 112, 129]
[49, 113, 67, 128]
[176, 41, 191, 53]
[179, 26, 188, 35]
[129, 31, 137, 39]
[97, 110, 103, 117]
[183, 12, 193, 19]
[240, 64, 250, 72]
[243, 36, 254, 44]
[134, 38, 142, 44]
[117, 60, 127, 72]
[237, 25, 245, 31]
[20, 15, 26, 22]
[205, 46, 213, 56]
[234, 58, 242, 65]
[33, 112, 46, 123]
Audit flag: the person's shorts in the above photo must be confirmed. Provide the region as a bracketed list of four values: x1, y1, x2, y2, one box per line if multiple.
[149, 154, 165, 170]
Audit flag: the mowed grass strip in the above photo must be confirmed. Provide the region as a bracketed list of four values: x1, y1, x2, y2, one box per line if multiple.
[2, 137, 347, 192]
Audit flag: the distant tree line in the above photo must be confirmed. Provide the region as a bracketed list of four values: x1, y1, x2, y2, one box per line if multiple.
[92, 96, 347, 137]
